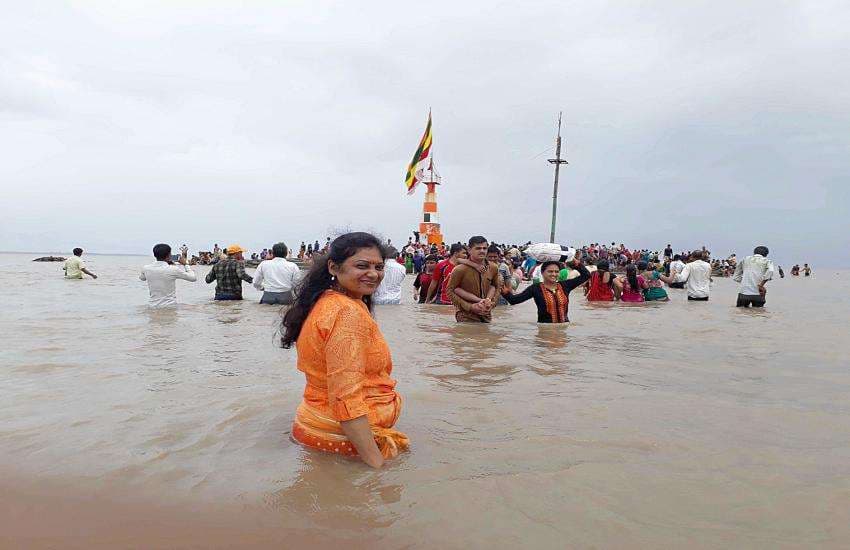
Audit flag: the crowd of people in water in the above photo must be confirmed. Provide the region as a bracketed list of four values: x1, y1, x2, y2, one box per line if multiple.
[60, 232, 813, 468]
[62, 235, 815, 312]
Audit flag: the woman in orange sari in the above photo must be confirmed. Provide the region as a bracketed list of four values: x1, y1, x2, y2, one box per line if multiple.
[281, 232, 408, 468]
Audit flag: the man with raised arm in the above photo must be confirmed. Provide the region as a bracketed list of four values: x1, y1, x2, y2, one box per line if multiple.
[140, 243, 197, 307]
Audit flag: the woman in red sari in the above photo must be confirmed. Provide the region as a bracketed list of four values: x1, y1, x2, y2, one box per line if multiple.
[584, 259, 621, 301]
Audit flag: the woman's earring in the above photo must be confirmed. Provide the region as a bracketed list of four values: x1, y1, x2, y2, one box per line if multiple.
[331, 275, 336, 282]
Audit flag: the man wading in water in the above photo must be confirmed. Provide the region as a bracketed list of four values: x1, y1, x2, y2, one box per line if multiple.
[446, 236, 500, 323]
[63, 247, 98, 280]
[426, 243, 467, 304]
[205, 244, 253, 300]
[733, 245, 774, 308]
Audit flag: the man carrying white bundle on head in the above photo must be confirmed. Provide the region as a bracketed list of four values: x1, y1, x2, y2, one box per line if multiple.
[253, 242, 300, 305]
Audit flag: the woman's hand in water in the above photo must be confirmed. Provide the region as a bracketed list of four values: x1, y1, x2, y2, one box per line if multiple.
[340, 416, 384, 469]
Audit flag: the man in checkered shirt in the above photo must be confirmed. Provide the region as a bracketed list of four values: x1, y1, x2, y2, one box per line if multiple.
[205, 244, 253, 300]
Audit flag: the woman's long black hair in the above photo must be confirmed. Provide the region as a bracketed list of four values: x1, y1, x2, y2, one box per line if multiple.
[626, 263, 639, 291]
[596, 259, 614, 287]
[280, 232, 386, 348]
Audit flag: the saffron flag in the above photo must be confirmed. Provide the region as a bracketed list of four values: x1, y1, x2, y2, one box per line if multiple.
[404, 112, 432, 195]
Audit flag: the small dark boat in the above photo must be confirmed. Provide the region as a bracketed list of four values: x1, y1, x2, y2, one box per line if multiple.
[33, 256, 66, 262]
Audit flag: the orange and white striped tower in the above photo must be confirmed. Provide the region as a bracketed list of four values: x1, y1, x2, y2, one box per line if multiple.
[418, 159, 443, 244]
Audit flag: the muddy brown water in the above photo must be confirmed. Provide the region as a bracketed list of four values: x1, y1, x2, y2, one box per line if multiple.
[1, 254, 848, 548]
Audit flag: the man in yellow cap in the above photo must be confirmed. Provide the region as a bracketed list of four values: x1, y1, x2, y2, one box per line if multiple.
[205, 243, 253, 300]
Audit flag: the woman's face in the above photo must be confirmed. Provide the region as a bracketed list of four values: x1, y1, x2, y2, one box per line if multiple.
[543, 264, 560, 283]
[328, 246, 385, 299]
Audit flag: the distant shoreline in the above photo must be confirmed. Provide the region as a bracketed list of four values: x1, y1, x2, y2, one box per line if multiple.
[0, 251, 148, 257]
[1, 251, 847, 269]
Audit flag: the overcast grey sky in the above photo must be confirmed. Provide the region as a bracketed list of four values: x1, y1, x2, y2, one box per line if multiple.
[2, 1, 848, 267]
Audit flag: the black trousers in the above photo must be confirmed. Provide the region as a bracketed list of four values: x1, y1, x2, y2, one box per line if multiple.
[736, 293, 765, 308]
[260, 291, 294, 305]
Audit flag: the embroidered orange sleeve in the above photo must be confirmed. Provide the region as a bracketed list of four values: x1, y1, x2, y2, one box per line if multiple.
[324, 304, 370, 421]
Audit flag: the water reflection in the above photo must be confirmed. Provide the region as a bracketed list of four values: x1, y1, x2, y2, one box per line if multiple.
[267, 452, 403, 532]
[733, 307, 773, 319]
[420, 324, 518, 394]
[534, 324, 570, 350]
[212, 301, 247, 324]
[136, 307, 180, 359]
[139, 306, 180, 328]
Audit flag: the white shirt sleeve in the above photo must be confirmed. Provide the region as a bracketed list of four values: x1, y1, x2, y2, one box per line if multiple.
[764, 260, 775, 282]
[675, 263, 691, 283]
[176, 266, 197, 282]
[732, 261, 743, 283]
[287, 263, 300, 288]
[252, 263, 264, 290]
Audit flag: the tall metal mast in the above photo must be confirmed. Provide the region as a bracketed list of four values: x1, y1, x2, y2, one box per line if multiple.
[547, 112, 568, 243]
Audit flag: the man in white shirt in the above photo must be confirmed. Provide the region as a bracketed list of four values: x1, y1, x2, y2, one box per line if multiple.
[667, 254, 686, 289]
[140, 243, 197, 307]
[373, 246, 406, 305]
[733, 246, 774, 308]
[674, 251, 712, 300]
[253, 242, 300, 305]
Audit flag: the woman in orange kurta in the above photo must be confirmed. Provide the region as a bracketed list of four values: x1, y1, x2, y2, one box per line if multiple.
[281, 232, 408, 468]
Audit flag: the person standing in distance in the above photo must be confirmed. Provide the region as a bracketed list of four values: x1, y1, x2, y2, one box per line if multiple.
[64, 248, 97, 280]
[425, 243, 467, 304]
[733, 245, 774, 308]
[253, 242, 300, 305]
[140, 243, 197, 307]
[372, 246, 406, 305]
[205, 244, 253, 300]
[673, 250, 712, 301]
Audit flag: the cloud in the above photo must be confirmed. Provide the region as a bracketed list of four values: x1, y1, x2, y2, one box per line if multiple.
[1, 0, 848, 267]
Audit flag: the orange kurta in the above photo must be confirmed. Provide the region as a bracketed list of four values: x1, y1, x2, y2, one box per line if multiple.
[291, 290, 408, 458]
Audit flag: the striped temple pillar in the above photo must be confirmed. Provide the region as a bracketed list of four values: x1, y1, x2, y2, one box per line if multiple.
[419, 182, 443, 245]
